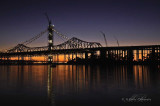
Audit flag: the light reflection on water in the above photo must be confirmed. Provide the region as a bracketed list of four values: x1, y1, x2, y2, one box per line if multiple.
[0, 65, 159, 106]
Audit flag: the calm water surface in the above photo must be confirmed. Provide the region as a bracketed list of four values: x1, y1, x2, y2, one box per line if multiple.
[0, 65, 160, 106]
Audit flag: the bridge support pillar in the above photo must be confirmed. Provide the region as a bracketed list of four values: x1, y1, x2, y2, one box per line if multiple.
[137, 50, 139, 61]
[7, 56, 10, 61]
[6, 56, 10, 64]
[100, 50, 106, 60]
[91, 52, 95, 59]
[108, 50, 111, 60]
[52, 55, 55, 62]
[76, 53, 78, 59]
[127, 49, 133, 62]
[17, 55, 20, 64]
[21, 56, 25, 64]
[122, 50, 124, 60]
[72, 53, 74, 60]
[80, 53, 83, 59]
[68, 54, 71, 61]
[121, 50, 123, 60]
[18, 55, 20, 61]
[124, 50, 127, 60]
[142, 49, 143, 61]
[152, 47, 155, 61]
[29, 55, 32, 64]
[29, 55, 32, 61]
[115, 50, 118, 60]
[21, 56, 24, 61]
[64, 54, 66, 62]
[85, 52, 88, 60]
[57, 54, 59, 63]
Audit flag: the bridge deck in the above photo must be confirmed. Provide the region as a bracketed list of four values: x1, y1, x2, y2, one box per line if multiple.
[0, 45, 160, 63]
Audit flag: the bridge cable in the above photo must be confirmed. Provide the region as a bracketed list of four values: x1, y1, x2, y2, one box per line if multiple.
[53, 29, 79, 46]
[22, 29, 48, 46]
[4, 29, 47, 52]
[53, 29, 69, 40]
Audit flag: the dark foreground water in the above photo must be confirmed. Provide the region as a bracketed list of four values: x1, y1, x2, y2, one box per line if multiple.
[0, 65, 160, 106]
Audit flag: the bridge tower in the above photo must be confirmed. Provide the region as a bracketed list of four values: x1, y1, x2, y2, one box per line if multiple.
[46, 13, 54, 64]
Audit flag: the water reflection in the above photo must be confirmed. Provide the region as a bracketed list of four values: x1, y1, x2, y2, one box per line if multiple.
[0, 65, 48, 106]
[46, 65, 159, 106]
[0, 65, 159, 106]
[133, 65, 151, 89]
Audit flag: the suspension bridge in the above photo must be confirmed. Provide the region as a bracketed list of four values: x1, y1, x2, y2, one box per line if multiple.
[0, 16, 160, 64]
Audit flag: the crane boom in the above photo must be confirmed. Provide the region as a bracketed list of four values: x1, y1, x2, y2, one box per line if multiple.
[114, 36, 119, 47]
[45, 13, 51, 24]
[100, 31, 107, 47]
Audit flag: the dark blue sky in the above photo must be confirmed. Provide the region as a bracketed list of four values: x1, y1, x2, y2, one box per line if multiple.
[0, 0, 160, 50]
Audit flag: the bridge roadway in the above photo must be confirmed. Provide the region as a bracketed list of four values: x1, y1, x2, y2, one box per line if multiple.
[0, 45, 160, 62]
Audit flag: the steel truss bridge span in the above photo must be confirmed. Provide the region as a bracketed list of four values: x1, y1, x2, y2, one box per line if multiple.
[7, 37, 102, 53]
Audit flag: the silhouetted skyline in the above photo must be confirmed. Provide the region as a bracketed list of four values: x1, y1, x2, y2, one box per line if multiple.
[0, 0, 160, 50]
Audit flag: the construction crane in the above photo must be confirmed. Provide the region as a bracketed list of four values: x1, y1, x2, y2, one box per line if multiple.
[113, 36, 119, 47]
[45, 13, 51, 25]
[100, 31, 107, 47]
